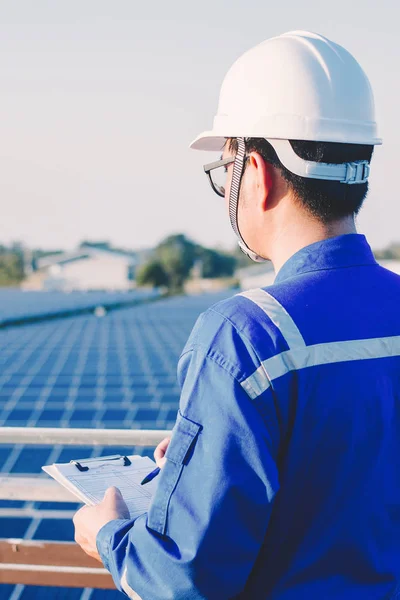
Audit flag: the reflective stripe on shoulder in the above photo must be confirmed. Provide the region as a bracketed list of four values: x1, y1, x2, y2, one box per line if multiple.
[241, 335, 400, 400]
[121, 566, 143, 600]
[239, 289, 306, 350]
[241, 364, 272, 399]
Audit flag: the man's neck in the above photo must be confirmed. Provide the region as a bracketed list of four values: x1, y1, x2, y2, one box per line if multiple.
[268, 215, 357, 274]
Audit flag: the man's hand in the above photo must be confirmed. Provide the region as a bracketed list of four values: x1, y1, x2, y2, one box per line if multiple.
[73, 487, 130, 562]
[74, 439, 171, 563]
[154, 437, 171, 468]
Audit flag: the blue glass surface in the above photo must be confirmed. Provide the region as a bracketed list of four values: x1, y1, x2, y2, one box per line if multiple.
[38, 408, 66, 422]
[135, 408, 160, 421]
[0, 290, 234, 598]
[6, 408, 33, 422]
[0, 584, 16, 600]
[102, 409, 127, 421]
[33, 518, 75, 541]
[0, 447, 13, 470]
[0, 289, 161, 324]
[10, 448, 53, 474]
[69, 409, 94, 423]
[0, 517, 32, 537]
[19, 585, 84, 599]
[0, 500, 26, 508]
[91, 589, 127, 599]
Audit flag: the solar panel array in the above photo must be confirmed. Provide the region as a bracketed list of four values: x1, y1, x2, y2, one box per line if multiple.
[0, 290, 234, 600]
[0, 289, 161, 326]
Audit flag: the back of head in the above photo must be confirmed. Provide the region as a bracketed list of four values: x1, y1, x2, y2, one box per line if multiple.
[228, 138, 374, 223]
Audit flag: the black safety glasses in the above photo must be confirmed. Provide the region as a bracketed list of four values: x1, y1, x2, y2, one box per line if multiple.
[203, 156, 235, 197]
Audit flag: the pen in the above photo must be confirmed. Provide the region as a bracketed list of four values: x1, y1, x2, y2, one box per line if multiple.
[140, 466, 161, 485]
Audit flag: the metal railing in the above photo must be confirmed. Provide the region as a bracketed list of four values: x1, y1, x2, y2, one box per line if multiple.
[0, 426, 171, 589]
[0, 426, 170, 446]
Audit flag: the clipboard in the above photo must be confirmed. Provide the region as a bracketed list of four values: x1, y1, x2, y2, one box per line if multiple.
[42, 454, 159, 518]
[71, 454, 132, 472]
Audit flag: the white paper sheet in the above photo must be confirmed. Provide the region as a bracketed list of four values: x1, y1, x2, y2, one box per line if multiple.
[43, 455, 159, 518]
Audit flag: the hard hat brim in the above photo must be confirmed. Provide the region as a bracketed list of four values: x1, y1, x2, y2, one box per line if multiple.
[190, 130, 382, 151]
[190, 132, 228, 151]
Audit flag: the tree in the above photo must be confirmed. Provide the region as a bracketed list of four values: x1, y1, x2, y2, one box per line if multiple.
[155, 234, 198, 292]
[136, 233, 242, 294]
[0, 244, 24, 286]
[136, 261, 169, 288]
[231, 244, 253, 268]
[199, 248, 236, 278]
[374, 243, 400, 260]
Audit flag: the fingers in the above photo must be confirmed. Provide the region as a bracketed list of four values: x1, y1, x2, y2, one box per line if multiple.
[73, 491, 129, 560]
[155, 437, 171, 458]
[103, 486, 130, 519]
[103, 486, 121, 499]
[154, 437, 171, 468]
[76, 534, 102, 562]
[73, 504, 88, 527]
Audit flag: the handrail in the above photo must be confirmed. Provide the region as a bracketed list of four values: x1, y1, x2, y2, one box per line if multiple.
[0, 427, 172, 502]
[0, 539, 114, 588]
[0, 427, 173, 589]
[0, 476, 78, 502]
[0, 426, 171, 446]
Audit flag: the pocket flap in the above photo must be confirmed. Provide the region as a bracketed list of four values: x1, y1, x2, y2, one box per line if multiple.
[147, 411, 202, 535]
[165, 411, 202, 465]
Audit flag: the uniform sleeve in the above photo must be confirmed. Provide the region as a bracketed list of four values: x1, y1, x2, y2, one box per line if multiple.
[96, 342, 280, 600]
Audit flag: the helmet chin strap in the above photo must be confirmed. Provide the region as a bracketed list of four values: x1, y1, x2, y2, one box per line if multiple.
[228, 137, 269, 264]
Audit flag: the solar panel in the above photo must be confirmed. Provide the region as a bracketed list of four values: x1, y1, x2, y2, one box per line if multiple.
[1, 585, 86, 600]
[20, 586, 84, 600]
[0, 289, 161, 326]
[0, 517, 32, 538]
[33, 519, 75, 542]
[10, 447, 54, 474]
[91, 590, 129, 600]
[0, 290, 234, 599]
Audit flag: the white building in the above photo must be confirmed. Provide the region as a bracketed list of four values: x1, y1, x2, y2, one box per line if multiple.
[25, 244, 138, 291]
[236, 262, 276, 290]
[379, 259, 400, 276]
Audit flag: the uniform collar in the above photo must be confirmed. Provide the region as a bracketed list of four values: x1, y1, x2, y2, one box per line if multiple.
[274, 234, 377, 284]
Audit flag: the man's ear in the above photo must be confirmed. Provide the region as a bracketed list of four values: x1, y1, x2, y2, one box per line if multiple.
[247, 152, 274, 213]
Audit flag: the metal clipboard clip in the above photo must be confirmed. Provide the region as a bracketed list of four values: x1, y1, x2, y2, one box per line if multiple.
[70, 454, 132, 472]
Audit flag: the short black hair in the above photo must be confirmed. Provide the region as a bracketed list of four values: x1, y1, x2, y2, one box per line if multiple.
[228, 138, 374, 223]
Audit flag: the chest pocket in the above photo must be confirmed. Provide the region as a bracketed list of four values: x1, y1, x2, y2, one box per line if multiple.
[147, 411, 202, 536]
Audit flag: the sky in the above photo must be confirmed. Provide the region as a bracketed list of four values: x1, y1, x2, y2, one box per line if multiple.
[0, 0, 398, 253]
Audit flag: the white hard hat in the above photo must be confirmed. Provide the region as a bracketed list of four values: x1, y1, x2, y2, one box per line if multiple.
[191, 31, 381, 264]
[191, 30, 381, 152]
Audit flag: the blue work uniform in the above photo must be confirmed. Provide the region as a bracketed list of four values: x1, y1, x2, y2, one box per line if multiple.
[97, 233, 400, 599]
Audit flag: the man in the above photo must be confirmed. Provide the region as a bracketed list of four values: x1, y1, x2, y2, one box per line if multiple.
[74, 31, 400, 599]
